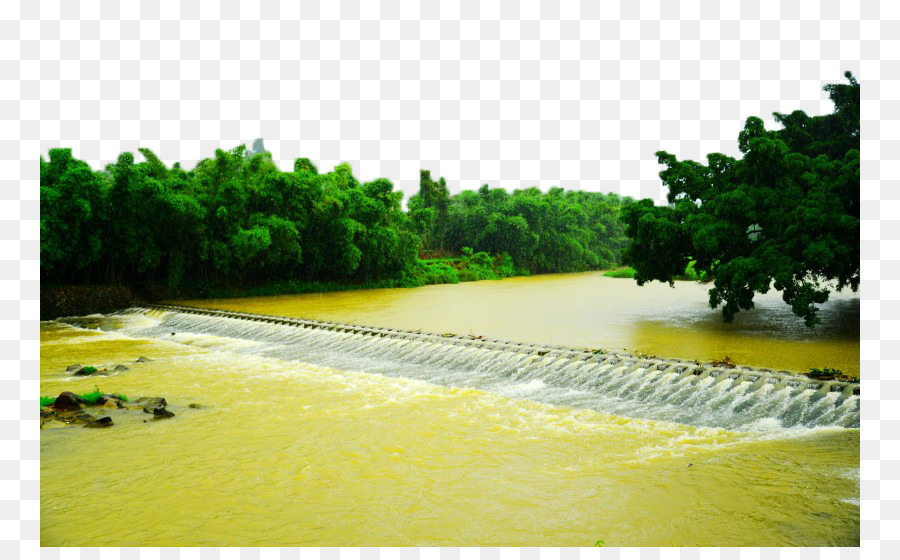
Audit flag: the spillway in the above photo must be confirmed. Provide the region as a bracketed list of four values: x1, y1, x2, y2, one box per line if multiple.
[85, 304, 859, 431]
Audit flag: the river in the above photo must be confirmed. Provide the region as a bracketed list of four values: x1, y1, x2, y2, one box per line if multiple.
[40, 272, 859, 546]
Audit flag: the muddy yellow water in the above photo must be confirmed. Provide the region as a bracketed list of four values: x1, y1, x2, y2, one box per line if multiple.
[178, 273, 860, 375]
[42, 274, 860, 546]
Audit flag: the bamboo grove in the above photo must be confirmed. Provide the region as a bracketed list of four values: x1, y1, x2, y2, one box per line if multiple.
[40, 144, 633, 296]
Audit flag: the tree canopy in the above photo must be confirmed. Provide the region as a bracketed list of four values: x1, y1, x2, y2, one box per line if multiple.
[410, 177, 632, 273]
[41, 144, 634, 296]
[41, 145, 419, 292]
[621, 72, 860, 326]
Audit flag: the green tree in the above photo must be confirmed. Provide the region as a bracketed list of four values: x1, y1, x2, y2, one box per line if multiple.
[621, 72, 860, 326]
[418, 170, 451, 252]
[40, 149, 104, 278]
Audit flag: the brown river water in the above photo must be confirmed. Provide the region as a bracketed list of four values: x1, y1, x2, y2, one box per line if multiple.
[41, 273, 859, 546]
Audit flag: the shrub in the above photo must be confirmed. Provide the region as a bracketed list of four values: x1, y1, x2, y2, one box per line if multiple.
[603, 267, 636, 278]
[423, 262, 460, 285]
[496, 254, 516, 278]
[458, 247, 499, 281]
[678, 260, 709, 282]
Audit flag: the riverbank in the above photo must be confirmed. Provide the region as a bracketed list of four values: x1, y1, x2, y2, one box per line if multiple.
[40, 285, 144, 321]
[39, 252, 544, 319]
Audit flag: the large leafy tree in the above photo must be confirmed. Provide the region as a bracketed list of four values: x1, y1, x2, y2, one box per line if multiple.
[621, 72, 860, 326]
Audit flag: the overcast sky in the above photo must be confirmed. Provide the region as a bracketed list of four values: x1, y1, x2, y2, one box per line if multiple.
[32, 1, 862, 204]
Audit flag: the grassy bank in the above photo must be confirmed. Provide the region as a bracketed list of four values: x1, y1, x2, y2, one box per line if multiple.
[603, 267, 637, 278]
[603, 261, 711, 282]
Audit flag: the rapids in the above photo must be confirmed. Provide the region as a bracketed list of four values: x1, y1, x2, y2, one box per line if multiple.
[41, 273, 860, 546]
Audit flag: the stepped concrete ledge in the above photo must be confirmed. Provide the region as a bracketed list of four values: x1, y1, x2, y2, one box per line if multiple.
[138, 303, 860, 398]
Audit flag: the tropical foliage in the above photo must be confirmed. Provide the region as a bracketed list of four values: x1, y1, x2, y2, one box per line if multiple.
[41, 143, 633, 296]
[621, 73, 860, 326]
[410, 179, 633, 273]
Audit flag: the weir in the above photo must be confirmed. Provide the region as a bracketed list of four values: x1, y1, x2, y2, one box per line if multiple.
[111, 304, 860, 430]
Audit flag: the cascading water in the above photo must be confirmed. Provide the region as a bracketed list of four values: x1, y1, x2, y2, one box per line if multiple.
[71, 306, 860, 431]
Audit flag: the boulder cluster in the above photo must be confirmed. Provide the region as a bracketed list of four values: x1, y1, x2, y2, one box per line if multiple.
[65, 356, 153, 377]
[40, 356, 196, 430]
[40, 391, 175, 429]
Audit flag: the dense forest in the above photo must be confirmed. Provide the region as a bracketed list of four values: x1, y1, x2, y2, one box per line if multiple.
[40, 141, 633, 298]
[410, 171, 631, 273]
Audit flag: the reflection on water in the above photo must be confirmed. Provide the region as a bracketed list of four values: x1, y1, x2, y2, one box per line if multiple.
[176, 272, 860, 374]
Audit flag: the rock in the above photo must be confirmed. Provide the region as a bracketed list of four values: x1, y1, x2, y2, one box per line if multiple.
[113, 364, 129, 372]
[99, 395, 125, 409]
[40, 408, 56, 428]
[135, 356, 153, 363]
[65, 364, 83, 373]
[40, 408, 55, 418]
[135, 397, 167, 409]
[187, 403, 204, 409]
[710, 356, 736, 369]
[84, 416, 113, 428]
[73, 366, 101, 376]
[52, 391, 86, 411]
[56, 410, 96, 425]
[151, 408, 175, 420]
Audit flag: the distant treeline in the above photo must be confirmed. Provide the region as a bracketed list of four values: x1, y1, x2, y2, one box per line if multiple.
[410, 171, 632, 273]
[40, 143, 633, 297]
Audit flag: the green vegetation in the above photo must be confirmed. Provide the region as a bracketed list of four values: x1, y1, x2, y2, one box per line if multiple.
[417, 260, 460, 285]
[411, 249, 529, 286]
[80, 366, 97, 375]
[41, 388, 129, 408]
[807, 367, 859, 383]
[42, 144, 419, 296]
[621, 73, 860, 326]
[410, 174, 633, 274]
[680, 260, 710, 282]
[605, 260, 709, 282]
[421, 257, 462, 264]
[603, 267, 636, 278]
[41, 140, 633, 298]
[809, 367, 844, 377]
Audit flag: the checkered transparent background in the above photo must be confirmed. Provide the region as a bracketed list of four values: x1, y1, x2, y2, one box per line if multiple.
[6, 0, 894, 557]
